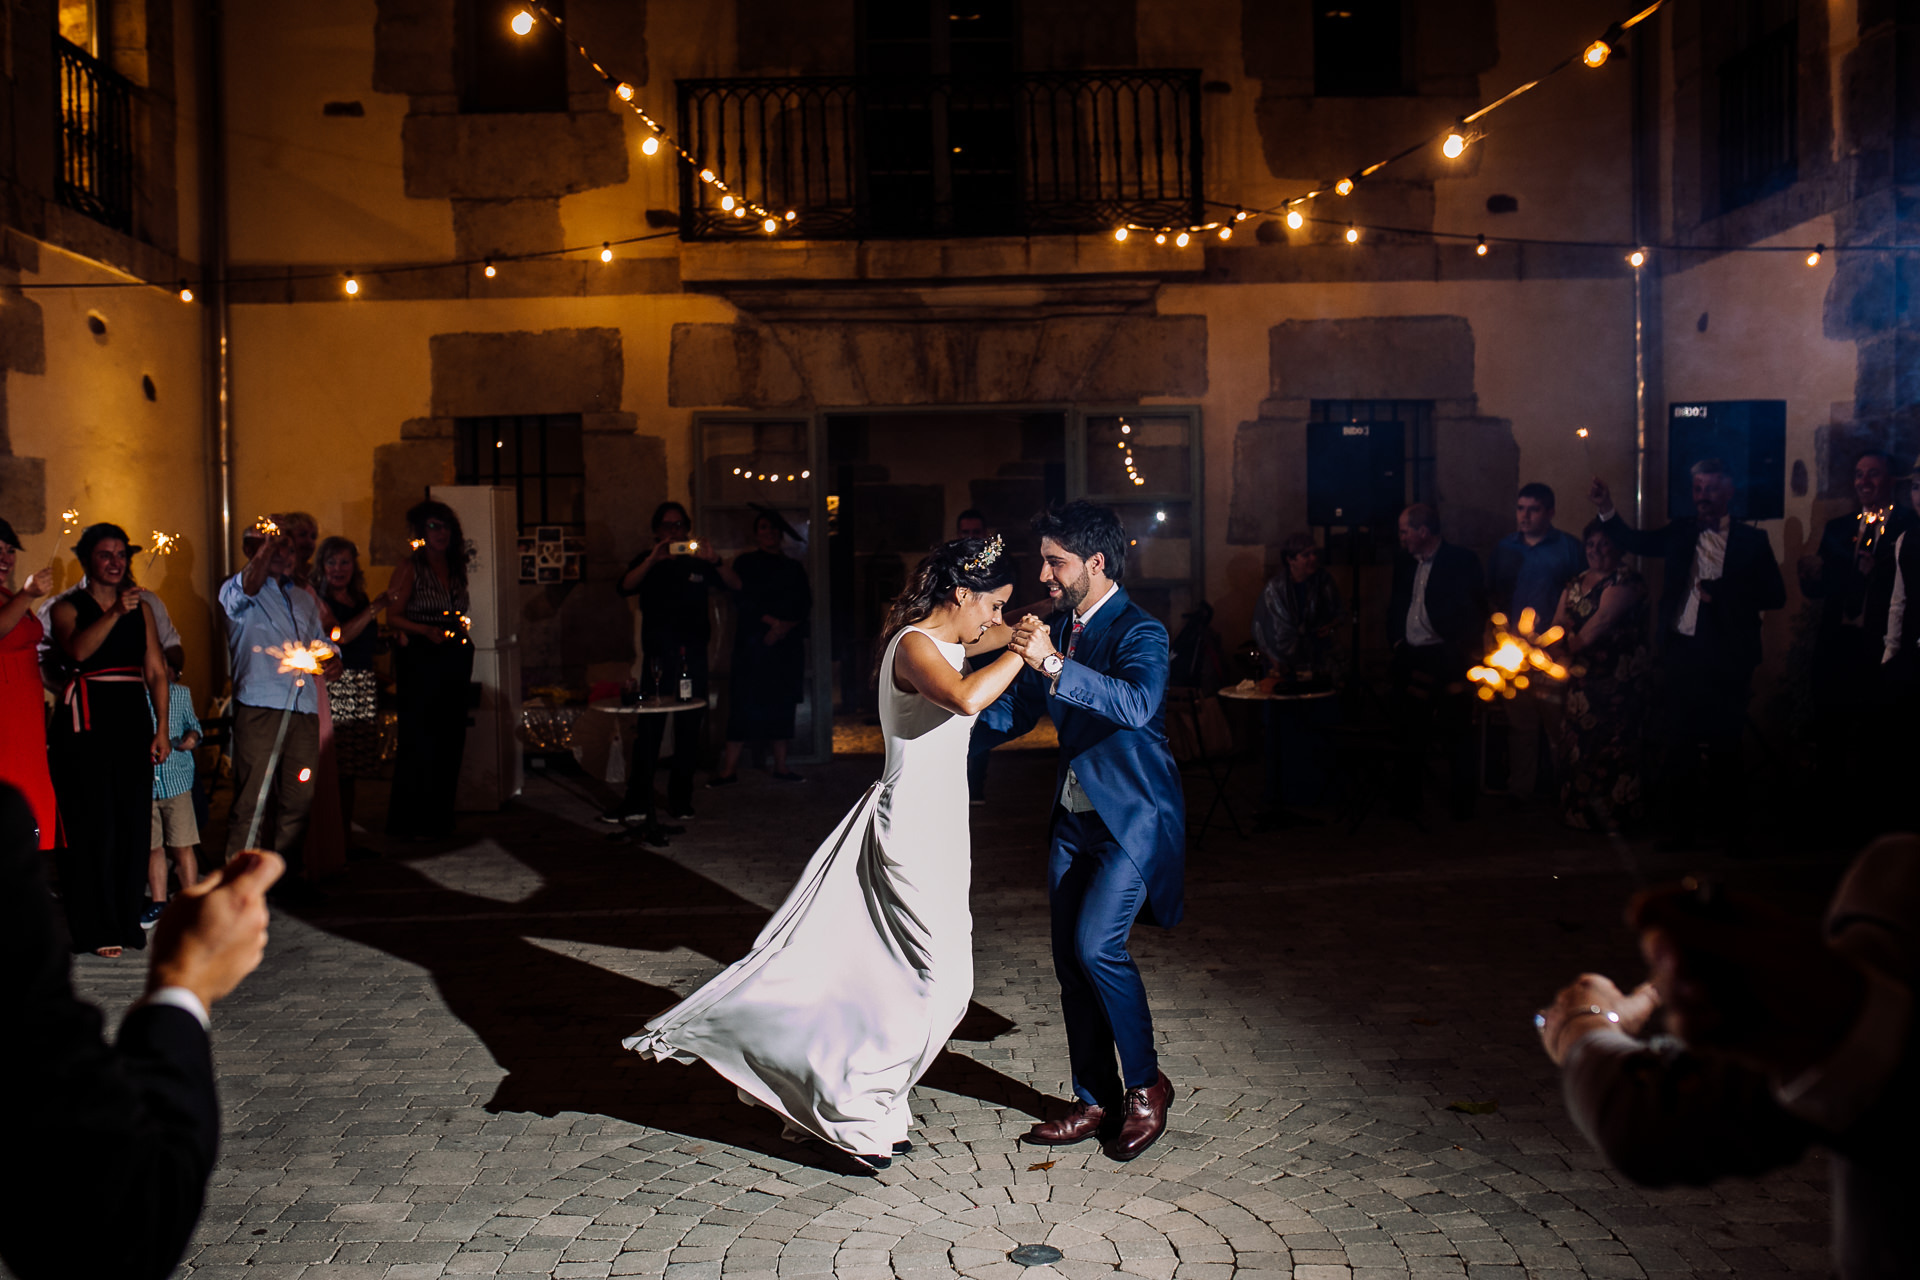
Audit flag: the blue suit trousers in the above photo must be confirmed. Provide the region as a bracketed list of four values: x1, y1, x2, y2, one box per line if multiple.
[1049, 807, 1159, 1105]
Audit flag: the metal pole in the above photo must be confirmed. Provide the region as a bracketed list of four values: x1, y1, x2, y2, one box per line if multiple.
[1633, 255, 1646, 526]
[200, 0, 233, 589]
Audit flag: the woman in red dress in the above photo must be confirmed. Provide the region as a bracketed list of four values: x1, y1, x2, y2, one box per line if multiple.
[0, 518, 57, 849]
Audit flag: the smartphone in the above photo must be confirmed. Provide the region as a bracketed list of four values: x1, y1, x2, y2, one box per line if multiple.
[670, 540, 699, 555]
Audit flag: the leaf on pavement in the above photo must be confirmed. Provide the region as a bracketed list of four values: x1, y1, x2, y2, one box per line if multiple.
[1447, 1099, 1498, 1115]
[1027, 1160, 1056, 1171]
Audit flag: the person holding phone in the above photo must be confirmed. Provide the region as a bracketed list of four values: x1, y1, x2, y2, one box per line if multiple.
[610, 503, 741, 834]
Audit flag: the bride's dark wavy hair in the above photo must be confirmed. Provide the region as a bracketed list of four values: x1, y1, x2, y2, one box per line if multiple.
[872, 537, 1016, 685]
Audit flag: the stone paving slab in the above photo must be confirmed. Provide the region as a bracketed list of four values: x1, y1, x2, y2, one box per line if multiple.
[36, 753, 1839, 1279]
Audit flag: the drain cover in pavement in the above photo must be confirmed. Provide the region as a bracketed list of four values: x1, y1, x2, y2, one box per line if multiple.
[1008, 1245, 1064, 1266]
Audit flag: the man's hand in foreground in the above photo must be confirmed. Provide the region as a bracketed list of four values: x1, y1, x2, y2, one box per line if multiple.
[147, 850, 285, 1010]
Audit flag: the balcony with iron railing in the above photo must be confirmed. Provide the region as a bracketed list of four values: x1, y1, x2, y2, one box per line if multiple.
[55, 35, 136, 234]
[676, 70, 1204, 241]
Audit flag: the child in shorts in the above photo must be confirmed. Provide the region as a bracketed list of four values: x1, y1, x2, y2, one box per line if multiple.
[145, 653, 203, 927]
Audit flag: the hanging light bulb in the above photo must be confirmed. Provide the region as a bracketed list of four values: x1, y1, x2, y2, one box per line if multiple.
[1114, 227, 1129, 242]
[1335, 178, 1354, 196]
[483, 259, 497, 278]
[785, 210, 796, 221]
[1234, 210, 1248, 222]
[641, 135, 660, 156]
[732, 467, 742, 475]
[600, 242, 613, 263]
[763, 217, 778, 233]
[510, 9, 535, 35]
[1154, 232, 1167, 245]
[1475, 234, 1488, 257]
[699, 169, 716, 184]
[1627, 249, 1646, 268]
[1175, 231, 1190, 248]
[177, 281, 193, 302]
[721, 194, 735, 211]
[1345, 225, 1359, 244]
[344, 273, 360, 295]
[1218, 226, 1232, 240]
[1807, 243, 1825, 267]
[616, 83, 635, 101]
[1442, 132, 1467, 159]
[731, 206, 746, 218]
[1285, 209, 1304, 230]
[801, 469, 811, 478]
[1583, 39, 1611, 68]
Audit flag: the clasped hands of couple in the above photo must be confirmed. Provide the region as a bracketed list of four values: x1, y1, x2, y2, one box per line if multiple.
[1000, 613, 1061, 671]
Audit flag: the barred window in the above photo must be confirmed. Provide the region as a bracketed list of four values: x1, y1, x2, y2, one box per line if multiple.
[454, 415, 586, 533]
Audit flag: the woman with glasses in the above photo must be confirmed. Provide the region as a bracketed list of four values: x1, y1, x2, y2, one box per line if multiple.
[384, 501, 472, 841]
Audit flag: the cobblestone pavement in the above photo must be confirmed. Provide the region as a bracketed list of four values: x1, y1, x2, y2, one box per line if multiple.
[54, 752, 1843, 1280]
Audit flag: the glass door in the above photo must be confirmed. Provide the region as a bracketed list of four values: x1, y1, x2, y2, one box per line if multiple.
[694, 415, 831, 763]
[1069, 406, 1204, 627]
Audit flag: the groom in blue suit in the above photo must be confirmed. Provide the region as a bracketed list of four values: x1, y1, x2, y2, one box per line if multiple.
[980, 501, 1185, 1161]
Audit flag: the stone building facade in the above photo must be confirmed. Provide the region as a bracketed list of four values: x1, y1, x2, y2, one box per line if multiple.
[2, 0, 1912, 743]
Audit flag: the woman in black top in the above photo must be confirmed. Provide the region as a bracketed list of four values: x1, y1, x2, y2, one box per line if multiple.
[714, 510, 811, 783]
[315, 536, 389, 836]
[46, 523, 171, 957]
[385, 501, 473, 840]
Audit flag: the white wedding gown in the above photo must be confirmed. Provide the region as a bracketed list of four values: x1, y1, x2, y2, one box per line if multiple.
[622, 625, 976, 1155]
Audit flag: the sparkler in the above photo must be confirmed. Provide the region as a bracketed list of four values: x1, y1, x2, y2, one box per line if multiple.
[145, 530, 178, 570]
[242, 640, 335, 851]
[1856, 504, 1893, 557]
[1468, 608, 1570, 702]
[47, 507, 81, 573]
[1575, 428, 1595, 473]
[252, 516, 281, 538]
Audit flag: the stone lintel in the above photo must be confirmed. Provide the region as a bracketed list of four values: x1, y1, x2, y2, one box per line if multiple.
[581, 412, 639, 434]
[400, 417, 455, 439]
[1267, 316, 1476, 402]
[429, 327, 624, 418]
[402, 112, 629, 200]
[1205, 238, 1627, 285]
[677, 236, 1202, 286]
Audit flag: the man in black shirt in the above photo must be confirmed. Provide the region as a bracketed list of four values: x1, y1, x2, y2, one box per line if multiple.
[607, 502, 738, 836]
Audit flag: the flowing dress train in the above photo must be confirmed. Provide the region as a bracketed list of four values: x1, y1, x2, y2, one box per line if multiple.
[623, 625, 975, 1156]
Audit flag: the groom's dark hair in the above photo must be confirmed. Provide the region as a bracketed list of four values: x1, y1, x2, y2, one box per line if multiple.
[1033, 501, 1127, 583]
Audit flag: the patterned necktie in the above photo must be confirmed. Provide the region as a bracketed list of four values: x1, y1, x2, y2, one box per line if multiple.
[1067, 618, 1084, 660]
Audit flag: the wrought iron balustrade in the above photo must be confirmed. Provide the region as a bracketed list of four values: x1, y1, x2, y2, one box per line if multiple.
[676, 70, 1204, 240]
[55, 35, 135, 234]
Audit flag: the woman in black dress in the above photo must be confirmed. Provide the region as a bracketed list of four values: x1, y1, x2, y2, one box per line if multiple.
[47, 523, 171, 957]
[384, 501, 473, 840]
[314, 536, 389, 838]
[713, 510, 812, 783]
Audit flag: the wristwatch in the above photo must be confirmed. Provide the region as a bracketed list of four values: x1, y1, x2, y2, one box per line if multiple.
[1041, 653, 1065, 677]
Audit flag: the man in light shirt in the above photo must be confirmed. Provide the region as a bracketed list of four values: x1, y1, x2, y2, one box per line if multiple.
[1589, 460, 1785, 848]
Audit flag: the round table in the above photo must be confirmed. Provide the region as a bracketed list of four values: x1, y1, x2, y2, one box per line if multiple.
[1218, 685, 1337, 831]
[588, 698, 706, 848]
[588, 697, 706, 716]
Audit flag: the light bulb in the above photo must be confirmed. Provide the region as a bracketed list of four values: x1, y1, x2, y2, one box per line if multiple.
[801, 470, 810, 478]
[484, 260, 496, 277]
[785, 210, 796, 221]
[699, 169, 715, 184]
[1175, 231, 1190, 247]
[721, 194, 735, 211]
[178, 285, 193, 302]
[1443, 132, 1467, 159]
[1114, 227, 1128, 242]
[1583, 39, 1611, 68]
[616, 82, 634, 101]
[344, 274, 359, 295]
[1807, 243, 1824, 267]
[732, 206, 746, 218]
[1154, 232, 1167, 245]
[763, 217, 778, 233]
[1218, 226, 1231, 240]
[510, 9, 534, 35]
[786, 474, 795, 481]
[1628, 249, 1646, 267]
[1286, 210, 1304, 230]
[641, 135, 660, 156]
[1234, 210, 1248, 222]
[600, 243, 613, 263]
[1475, 234, 1488, 256]
[1335, 177, 1354, 196]
[733, 467, 741, 475]
[1576, 428, 1590, 439]
[1345, 225, 1359, 244]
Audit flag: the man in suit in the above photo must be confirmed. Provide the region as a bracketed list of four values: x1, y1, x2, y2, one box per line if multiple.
[1536, 834, 1919, 1278]
[1388, 503, 1489, 819]
[1590, 459, 1786, 845]
[0, 782, 282, 1280]
[981, 501, 1184, 1162]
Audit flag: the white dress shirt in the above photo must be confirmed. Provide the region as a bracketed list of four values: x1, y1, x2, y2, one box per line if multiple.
[1404, 554, 1440, 647]
[1058, 581, 1119, 813]
[1678, 520, 1729, 637]
[1885, 531, 1908, 664]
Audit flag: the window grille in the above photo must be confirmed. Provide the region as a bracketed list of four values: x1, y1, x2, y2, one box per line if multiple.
[1717, 20, 1797, 213]
[54, 35, 134, 234]
[455, 415, 587, 533]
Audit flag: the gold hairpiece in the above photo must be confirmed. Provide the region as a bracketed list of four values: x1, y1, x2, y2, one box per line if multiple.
[961, 534, 1003, 573]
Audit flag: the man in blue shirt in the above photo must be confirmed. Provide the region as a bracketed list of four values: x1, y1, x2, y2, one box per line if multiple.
[219, 521, 338, 884]
[1487, 483, 1585, 800]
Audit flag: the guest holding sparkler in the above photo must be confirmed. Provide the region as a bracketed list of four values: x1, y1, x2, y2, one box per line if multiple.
[314, 537, 388, 845]
[220, 520, 337, 889]
[385, 501, 473, 841]
[1800, 452, 1914, 803]
[1548, 520, 1651, 833]
[47, 523, 172, 956]
[1590, 462, 1785, 849]
[0, 518, 58, 849]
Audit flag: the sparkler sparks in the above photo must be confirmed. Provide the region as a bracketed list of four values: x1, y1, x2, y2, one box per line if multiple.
[1468, 608, 1570, 701]
[59, 508, 82, 537]
[266, 640, 334, 681]
[1857, 505, 1893, 556]
[145, 530, 178, 570]
[252, 516, 281, 538]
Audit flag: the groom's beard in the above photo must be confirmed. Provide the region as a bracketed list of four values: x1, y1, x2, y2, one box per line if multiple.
[1051, 571, 1089, 614]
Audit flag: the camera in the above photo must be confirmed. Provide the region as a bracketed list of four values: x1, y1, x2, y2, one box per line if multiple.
[670, 540, 699, 556]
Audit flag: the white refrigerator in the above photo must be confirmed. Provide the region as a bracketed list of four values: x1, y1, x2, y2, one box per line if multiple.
[431, 484, 525, 810]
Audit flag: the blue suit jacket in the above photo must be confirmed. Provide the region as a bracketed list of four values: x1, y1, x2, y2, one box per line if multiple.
[980, 587, 1186, 926]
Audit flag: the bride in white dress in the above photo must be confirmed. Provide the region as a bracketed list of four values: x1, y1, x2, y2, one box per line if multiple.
[624, 536, 1026, 1170]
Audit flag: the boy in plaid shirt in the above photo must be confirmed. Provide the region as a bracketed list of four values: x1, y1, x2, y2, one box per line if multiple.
[145, 654, 203, 927]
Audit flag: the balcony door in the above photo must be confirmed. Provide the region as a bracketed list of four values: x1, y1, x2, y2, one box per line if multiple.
[858, 0, 1020, 235]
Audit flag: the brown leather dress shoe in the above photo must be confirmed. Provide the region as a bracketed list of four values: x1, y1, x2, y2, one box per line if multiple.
[1023, 1100, 1107, 1145]
[1105, 1072, 1173, 1161]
